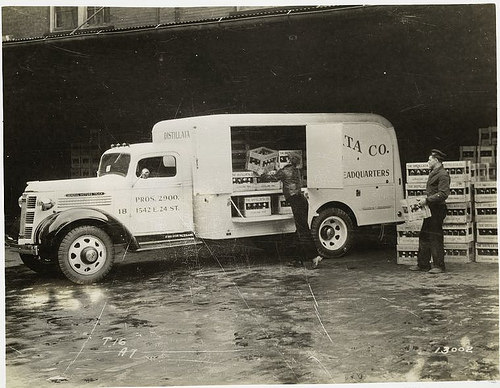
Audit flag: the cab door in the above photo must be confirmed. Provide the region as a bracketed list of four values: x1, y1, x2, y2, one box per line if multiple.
[130, 152, 194, 242]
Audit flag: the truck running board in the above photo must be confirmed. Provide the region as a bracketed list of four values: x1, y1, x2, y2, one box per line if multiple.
[134, 239, 202, 252]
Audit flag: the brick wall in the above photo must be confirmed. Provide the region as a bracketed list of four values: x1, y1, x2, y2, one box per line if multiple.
[2, 6, 249, 40]
[106, 7, 240, 27]
[110, 7, 161, 28]
[174, 7, 237, 22]
[2, 6, 50, 39]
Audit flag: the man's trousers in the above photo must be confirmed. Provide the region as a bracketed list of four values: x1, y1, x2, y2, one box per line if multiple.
[417, 203, 447, 270]
[288, 194, 318, 261]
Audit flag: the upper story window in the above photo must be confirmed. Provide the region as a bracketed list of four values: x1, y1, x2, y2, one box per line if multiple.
[50, 6, 111, 32]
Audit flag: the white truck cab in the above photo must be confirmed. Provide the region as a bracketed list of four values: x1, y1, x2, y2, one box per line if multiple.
[15, 113, 405, 284]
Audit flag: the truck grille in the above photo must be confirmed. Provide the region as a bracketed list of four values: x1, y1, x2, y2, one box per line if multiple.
[25, 212, 35, 224]
[24, 227, 33, 237]
[57, 195, 112, 208]
[19, 194, 37, 240]
[27, 196, 37, 209]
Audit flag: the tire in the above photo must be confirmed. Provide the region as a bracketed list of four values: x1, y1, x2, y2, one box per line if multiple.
[311, 207, 355, 258]
[57, 225, 115, 284]
[20, 254, 57, 274]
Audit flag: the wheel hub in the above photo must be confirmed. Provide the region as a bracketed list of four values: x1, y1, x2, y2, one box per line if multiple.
[321, 225, 335, 240]
[318, 216, 347, 249]
[67, 235, 107, 275]
[81, 247, 98, 264]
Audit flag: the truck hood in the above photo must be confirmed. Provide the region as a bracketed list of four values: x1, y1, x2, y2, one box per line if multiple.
[25, 175, 128, 193]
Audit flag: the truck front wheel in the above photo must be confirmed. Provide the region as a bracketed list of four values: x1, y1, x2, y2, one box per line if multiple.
[311, 208, 354, 258]
[57, 226, 115, 284]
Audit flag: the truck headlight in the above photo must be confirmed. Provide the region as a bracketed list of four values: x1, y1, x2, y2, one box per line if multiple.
[18, 195, 26, 208]
[38, 198, 55, 211]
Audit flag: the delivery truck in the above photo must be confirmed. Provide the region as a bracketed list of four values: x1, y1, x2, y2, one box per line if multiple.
[14, 113, 405, 284]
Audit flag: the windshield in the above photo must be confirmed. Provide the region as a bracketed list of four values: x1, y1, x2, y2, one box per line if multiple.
[98, 153, 131, 177]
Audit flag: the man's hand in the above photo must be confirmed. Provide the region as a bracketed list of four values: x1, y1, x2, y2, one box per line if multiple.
[417, 198, 427, 208]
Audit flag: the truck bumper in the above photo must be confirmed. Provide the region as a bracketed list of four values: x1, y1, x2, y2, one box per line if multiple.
[11, 243, 39, 256]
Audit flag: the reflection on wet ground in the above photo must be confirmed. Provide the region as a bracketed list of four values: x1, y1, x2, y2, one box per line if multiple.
[4, 240, 499, 386]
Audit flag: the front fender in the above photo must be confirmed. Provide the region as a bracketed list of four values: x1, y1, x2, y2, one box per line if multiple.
[35, 208, 137, 250]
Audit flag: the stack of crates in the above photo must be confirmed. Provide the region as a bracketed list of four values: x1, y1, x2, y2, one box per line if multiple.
[397, 160, 475, 265]
[473, 181, 498, 262]
[442, 161, 475, 263]
[460, 126, 497, 182]
[478, 126, 497, 182]
[460, 126, 498, 264]
[70, 142, 101, 178]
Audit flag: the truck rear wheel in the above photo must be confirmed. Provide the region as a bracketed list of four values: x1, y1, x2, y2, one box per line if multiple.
[311, 208, 354, 258]
[20, 254, 57, 274]
[57, 225, 114, 284]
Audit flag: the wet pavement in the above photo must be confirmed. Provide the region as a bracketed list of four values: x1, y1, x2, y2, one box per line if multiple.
[3, 237, 499, 387]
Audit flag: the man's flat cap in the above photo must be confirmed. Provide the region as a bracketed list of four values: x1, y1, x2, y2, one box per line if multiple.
[430, 149, 446, 161]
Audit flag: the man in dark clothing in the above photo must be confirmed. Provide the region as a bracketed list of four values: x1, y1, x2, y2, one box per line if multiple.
[410, 149, 450, 274]
[257, 152, 323, 269]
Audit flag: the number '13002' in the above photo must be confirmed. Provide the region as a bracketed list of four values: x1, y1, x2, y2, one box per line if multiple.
[435, 346, 473, 354]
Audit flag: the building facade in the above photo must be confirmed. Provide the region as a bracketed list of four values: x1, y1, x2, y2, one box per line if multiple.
[2, 6, 275, 41]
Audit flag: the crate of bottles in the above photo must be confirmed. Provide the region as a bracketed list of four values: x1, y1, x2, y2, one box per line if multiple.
[443, 223, 474, 243]
[396, 243, 473, 265]
[406, 162, 430, 183]
[443, 161, 471, 182]
[478, 126, 497, 146]
[406, 161, 471, 183]
[400, 198, 431, 222]
[254, 175, 282, 191]
[445, 202, 472, 224]
[238, 196, 272, 217]
[245, 147, 279, 173]
[405, 181, 471, 203]
[478, 145, 496, 165]
[277, 194, 292, 215]
[405, 183, 427, 199]
[444, 242, 475, 263]
[473, 181, 497, 202]
[459, 145, 477, 162]
[488, 165, 497, 181]
[471, 163, 490, 182]
[396, 221, 422, 244]
[232, 171, 256, 192]
[475, 243, 498, 263]
[447, 181, 472, 203]
[476, 223, 498, 244]
[396, 244, 419, 265]
[474, 202, 497, 222]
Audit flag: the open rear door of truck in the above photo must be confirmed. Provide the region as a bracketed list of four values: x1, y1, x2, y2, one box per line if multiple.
[191, 125, 233, 195]
[306, 123, 343, 189]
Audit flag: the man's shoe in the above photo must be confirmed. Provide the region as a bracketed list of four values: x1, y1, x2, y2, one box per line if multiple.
[311, 256, 323, 269]
[428, 267, 445, 274]
[409, 265, 430, 271]
[287, 260, 303, 268]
